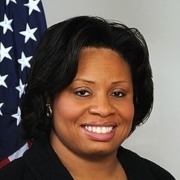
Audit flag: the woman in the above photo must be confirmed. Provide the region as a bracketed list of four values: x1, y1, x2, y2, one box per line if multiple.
[0, 16, 175, 179]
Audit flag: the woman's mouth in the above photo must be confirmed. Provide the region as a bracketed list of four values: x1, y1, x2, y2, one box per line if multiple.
[81, 124, 116, 141]
[84, 126, 113, 134]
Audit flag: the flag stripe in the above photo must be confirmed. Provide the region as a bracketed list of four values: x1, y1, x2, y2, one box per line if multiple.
[0, 0, 47, 166]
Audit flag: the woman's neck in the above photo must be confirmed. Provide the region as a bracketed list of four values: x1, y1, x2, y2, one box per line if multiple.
[50, 134, 127, 180]
[66, 156, 127, 180]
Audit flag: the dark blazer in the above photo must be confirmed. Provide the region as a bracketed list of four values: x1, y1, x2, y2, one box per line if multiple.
[0, 138, 175, 180]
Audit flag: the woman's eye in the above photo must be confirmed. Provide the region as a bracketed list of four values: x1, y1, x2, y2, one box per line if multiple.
[74, 90, 91, 97]
[111, 91, 125, 98]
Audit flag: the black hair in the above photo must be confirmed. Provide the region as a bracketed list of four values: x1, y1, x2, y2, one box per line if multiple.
[22, 16, 153, 139]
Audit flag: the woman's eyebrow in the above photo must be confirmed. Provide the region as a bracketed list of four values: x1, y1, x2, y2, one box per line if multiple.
[111, 80, 129, 85]
[73, 78, 95, 84]
[74, 79, 129, 85]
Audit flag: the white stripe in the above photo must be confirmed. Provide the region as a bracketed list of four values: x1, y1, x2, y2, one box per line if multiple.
[8, 143, 29, 161]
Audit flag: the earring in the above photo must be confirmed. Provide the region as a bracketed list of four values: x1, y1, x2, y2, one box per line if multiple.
[46, 103, 52, 117]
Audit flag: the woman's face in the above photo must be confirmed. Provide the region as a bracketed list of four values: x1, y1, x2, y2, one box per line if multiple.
[51, 47, 134, 158]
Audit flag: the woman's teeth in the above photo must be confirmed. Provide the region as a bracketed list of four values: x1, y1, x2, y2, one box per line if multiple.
[84, 126, 113, 134]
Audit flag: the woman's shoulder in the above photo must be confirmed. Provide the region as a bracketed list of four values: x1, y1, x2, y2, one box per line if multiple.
[141, 157, 176, 180]
[118, 147, 176, 180]
[0, 157, 26, 179]
[0, 139, 73, 180]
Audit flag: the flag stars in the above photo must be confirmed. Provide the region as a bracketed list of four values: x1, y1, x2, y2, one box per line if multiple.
[19, 24, 37, 43]
[15, 80, 26, 98]
[0, 74, 8, 88]
[0, 14, 13, 34]
[11, 107, 21, 126]
[18, 52, 32, 71]
[0, 43, 12, 62]
[6, 0, 17, 5]
[24, 0, 41, 15]
[0, 103, 4, 115]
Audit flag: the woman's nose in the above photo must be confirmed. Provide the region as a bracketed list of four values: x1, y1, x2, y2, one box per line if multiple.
[88, 96, 115, 117]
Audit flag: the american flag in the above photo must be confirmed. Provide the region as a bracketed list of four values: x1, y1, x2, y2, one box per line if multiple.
[0, 0, 47, 168]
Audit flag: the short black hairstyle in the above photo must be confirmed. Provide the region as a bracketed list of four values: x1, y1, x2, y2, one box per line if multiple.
[22, 16, 153, 140]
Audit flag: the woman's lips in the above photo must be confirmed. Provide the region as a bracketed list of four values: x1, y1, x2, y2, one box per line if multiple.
[81, 124, 116, 141]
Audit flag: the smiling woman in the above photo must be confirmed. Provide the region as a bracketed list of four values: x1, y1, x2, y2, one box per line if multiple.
[0, 16, 175, 180]
[51, 48, 134, 160]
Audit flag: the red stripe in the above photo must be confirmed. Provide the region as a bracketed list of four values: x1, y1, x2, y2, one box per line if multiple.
[0, 158, 10, 169]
